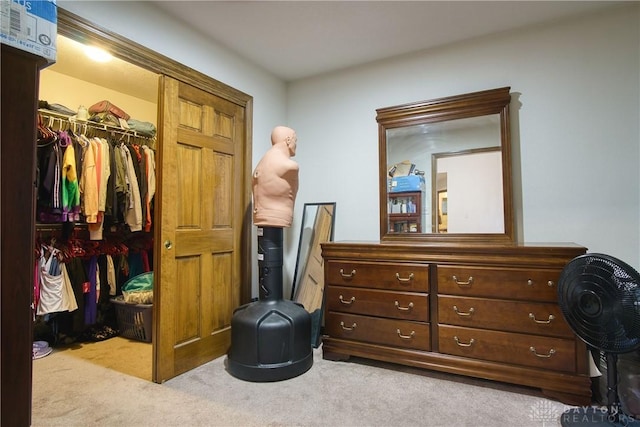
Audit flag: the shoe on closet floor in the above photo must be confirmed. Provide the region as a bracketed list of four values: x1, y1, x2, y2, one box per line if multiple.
[32, 341, 52, 359]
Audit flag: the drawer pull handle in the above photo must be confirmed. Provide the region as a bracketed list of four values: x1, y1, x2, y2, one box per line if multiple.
[454, 336, 475, 347]
[339, 295, 356, 305]
[394, 301, 414, 311]
[530, 346, 556, 358]
[452, 276, 473, 286]
[340, 269, 356, 278]
[453, 305, 475, 317]
[396, 329, 415, 340]
[527, 279, 555, 287]
[340, 321, 357, 331]
[529, 313, 555, 324]
[395, 272, 414, 283]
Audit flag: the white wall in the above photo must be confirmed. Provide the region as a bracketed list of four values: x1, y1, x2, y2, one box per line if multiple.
[40, 70, 158, 123]
[288, 4, 640, 272]
[439, 151, 503, 233]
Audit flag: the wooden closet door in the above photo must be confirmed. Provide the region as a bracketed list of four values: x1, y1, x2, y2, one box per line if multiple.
[154, 76, 246, 382]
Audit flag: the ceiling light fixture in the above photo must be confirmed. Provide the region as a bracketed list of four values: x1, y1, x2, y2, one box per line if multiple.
[84, 45, 113, 63]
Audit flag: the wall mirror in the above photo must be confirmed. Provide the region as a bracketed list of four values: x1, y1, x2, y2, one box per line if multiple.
[291, 202, 336, 347]
[377, 87, 514, 244]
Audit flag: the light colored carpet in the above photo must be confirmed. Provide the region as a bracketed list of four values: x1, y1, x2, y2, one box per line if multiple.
[32, 341, 571, 426]
[50, 337, 152, 381]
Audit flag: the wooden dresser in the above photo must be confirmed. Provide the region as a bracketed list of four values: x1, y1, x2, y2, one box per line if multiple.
[321, 241, 592, 405]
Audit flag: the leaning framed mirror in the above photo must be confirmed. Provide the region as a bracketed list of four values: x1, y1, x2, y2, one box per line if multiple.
[377, 87, 514, 244]
[291, 202, 336, 347]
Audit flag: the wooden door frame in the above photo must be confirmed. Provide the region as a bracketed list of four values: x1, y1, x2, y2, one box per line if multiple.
[56, 7, 253, 303]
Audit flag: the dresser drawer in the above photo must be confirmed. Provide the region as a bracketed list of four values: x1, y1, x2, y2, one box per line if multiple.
[325, 312, 430, 351]
[326, 261, 429, 292]
[438, 295, 574, 338]
[438, 324, 576, 373]
[326, 285, 428, 321]
[437, 266, 561, 301]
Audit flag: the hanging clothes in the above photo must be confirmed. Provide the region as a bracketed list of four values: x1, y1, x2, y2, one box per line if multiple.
[36, 112, 156, 233]
[105, 139, 122, 225]
[88, 138, 111, 240]
[142, 145, 156, 232]
[61, 263, 79, 312]
[36, 247, 78, 315]
[79, 134, 99, 224]
[84, 255, 98, 326]
[37, 139, 63, 222]
[120, 144, 143, 232]
[60, 131, 81, 222]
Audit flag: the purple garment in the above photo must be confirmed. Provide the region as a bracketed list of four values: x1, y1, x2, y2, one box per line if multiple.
[84, 256, 98, 326]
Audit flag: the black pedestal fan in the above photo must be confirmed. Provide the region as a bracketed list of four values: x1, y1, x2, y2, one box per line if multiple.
[558, 253, 640, 426]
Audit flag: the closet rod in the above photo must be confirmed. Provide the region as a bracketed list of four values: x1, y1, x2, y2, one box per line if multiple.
[35, 222, 87, 231]
[38, 109, 154, 141]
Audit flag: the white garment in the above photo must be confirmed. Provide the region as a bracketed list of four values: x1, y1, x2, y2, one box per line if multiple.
[37, 248, 66, 315]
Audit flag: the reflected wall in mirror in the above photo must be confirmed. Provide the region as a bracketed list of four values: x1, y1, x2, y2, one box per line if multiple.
[377, 87, 514, 243]
[432, 146, 503, 234]
[291, 202, 336, 347]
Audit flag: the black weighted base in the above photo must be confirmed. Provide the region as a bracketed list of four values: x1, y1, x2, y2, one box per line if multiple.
[227, 227, 313, 382]
[227, 299, 313, 382]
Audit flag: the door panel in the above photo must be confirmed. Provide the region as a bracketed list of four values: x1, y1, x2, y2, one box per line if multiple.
[155, 76, 245, 382]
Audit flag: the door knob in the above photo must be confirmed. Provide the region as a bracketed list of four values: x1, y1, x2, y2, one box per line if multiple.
[164, 240, 173, 250]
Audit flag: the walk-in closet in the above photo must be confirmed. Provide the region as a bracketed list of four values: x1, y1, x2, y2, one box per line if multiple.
[34, 33, 159, 380]
[28, 7, 253, 386]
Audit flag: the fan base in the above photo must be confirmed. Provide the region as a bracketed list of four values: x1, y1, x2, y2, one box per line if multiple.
[561, 407, 639, 426]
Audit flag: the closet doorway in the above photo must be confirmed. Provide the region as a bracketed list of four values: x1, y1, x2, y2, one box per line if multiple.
[38, 33, 159, 381]
[33, 8, 253, 385]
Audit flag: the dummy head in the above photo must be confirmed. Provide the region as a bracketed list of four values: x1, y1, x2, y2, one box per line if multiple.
[271, 126, 297, 156]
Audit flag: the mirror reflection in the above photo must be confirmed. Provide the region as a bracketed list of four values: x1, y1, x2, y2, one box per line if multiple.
[387, 115, 503, 234]
[433, 146, 503, 233]
[377, 87, 513, 243]
[291, 202, 336, 347]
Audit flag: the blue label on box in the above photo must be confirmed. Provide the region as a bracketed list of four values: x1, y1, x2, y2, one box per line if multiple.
[390, 175, 425, 193]
[12, 0, 56, 23]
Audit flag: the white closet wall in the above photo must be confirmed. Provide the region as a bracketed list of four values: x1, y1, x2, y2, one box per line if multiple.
[39, 70, 157, 124]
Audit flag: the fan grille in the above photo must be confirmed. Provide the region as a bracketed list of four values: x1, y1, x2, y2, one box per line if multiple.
[558, 253, 640, 353]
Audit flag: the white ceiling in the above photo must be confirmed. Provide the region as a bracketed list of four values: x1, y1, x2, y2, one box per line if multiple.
[150, 1, 624, 82]
[49, 1, 626, 102]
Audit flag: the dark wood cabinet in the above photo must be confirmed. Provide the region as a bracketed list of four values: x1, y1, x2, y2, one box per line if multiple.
[321, 241, 592, 406]
[1, 44, 48, 427]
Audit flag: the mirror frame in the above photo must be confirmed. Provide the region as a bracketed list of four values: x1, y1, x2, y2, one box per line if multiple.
[377, 87, 514, 244]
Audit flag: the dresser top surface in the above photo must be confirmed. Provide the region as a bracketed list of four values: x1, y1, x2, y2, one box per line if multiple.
[321, 241, 587, 267]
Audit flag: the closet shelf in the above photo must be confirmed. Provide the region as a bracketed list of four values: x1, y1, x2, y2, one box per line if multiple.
[38, 109, 154, 141]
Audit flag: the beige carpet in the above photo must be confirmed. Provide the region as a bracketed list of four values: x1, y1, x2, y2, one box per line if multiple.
[50, 337, 152, 381]
[31, 340, 575, 426]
